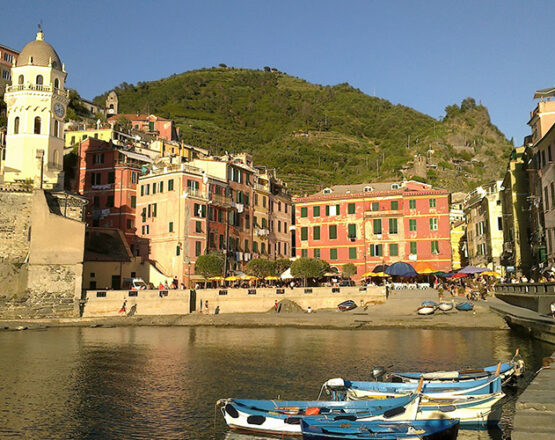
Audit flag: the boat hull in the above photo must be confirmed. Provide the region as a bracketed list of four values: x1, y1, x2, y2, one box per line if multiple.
[300, 419, 460, 440]
[418, 306, 436, 315]
[220, 394, 420, 436]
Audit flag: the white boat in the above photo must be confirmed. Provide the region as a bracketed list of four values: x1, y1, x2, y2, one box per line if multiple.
[417, 305, 435, 315]
[217, 392, 422, 436]
[438, 301, 454, 312]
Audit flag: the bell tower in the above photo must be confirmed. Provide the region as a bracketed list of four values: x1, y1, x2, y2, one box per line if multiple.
[3, 28, 69, 189]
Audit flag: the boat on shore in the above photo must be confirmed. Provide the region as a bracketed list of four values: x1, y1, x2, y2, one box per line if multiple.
[417, 305, 436, 315]
[438, 301, 454, 312]
[300, 419, 460, 440]
[455, 302, 474, 312]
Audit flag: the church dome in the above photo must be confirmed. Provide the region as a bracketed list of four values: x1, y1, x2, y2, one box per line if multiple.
[16, 30, 62, 70]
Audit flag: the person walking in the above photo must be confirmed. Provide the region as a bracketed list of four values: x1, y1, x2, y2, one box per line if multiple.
[200, 299, 203, 313]
[205, 300, 209, 314]
[274, 299, 278, 313]
[118, 299, 127, 315]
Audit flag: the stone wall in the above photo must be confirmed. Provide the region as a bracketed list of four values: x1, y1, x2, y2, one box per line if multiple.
[0, 190, 33, 263]
[82, 286, 386, 317]
[0, 189, 86, 319]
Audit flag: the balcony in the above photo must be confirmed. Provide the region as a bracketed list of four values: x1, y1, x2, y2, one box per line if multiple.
[364, 208, 402, 217]
[255, 228, 270, 237]
[6, 84, 69, 97]
[211, 194, 231, 207]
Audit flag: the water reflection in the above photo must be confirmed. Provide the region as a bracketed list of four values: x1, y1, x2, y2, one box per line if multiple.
[0, 327, 551, 439]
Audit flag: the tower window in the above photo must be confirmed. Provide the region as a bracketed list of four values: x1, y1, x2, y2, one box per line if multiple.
[18, 75, 24, 85]
[36, 75, 43, 86]
[34, 117, 41, 134]
[14, 117, 19, 134]
[54, 120, 59, 137]
[54, 78, 59, 89]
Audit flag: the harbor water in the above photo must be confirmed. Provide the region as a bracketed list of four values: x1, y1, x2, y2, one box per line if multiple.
[0, 326, 552, 439]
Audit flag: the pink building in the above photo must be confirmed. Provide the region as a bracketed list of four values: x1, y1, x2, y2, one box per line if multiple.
[74, 138, 152, 253]
[108, 114, 179, 141]
[294, 181, 452, 278]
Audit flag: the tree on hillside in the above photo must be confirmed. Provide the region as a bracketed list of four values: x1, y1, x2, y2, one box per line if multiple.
[115, 115, 131, 131]
[246, 258, 274, 278]
[342, 263, 357, 279]
[291, 258, 327, 286]
[195, 252, 224, 279]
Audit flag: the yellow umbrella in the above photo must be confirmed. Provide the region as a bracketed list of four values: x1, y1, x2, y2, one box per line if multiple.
[482, 271, 501, 277]
[225, 276, 240, 281]
[208, 276, 224, 281]
[373, 272, 390, 277]
[241, 275, 259, 281]
[264, 276, 280, 280]
[361, 271, 377, 277]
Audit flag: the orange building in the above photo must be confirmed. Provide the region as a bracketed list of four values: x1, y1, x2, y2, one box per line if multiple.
[74, 138, 152, 252]
[137, 162, 229, 285]
[294, 181, 452, 278]
[108, 113, 179, 141]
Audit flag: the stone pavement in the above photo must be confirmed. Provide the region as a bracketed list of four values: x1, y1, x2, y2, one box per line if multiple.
[511, 352, 555, 440]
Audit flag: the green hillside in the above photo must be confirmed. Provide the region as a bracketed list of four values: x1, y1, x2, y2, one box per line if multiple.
[94, 68, 512, 194]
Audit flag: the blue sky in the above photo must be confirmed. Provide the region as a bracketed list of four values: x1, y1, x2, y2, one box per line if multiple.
[3, 0, 553, 143]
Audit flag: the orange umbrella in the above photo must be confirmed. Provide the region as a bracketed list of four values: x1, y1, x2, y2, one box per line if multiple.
[413, 262, 437, 274]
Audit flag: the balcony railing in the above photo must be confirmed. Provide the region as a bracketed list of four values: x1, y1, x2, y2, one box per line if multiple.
[211, 194, 232, 206]
[6, 84, 69, 97]
[364, 208, 402, 217]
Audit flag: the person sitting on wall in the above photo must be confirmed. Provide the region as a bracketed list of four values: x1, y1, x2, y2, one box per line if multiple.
[158, 282, 164, 290]
[171, 276, 178, 289]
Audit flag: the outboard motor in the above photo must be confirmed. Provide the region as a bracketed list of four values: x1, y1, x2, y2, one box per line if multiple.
[371, 366, 386, 381]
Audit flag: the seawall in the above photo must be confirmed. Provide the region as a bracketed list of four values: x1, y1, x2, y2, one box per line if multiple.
[82, 286, 386, 318]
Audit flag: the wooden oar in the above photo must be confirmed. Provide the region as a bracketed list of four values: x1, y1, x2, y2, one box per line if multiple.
[495, 362, 501, 376]
[416, 376, 424, 394]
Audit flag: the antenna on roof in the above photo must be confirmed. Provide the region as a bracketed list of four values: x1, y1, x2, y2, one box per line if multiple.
[38, 20, 43, 32]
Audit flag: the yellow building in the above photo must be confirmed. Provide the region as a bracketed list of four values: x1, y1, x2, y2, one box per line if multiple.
[65, 127, 113, 147]
[3, 29, 68, 189]
[450, 220, 466, 270]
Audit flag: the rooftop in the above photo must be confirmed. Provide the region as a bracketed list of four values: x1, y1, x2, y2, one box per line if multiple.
[16, 30, 62, 71]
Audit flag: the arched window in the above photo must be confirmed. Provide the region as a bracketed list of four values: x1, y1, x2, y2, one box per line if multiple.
[34, 117, 41, 134]
[14, 117, 19, 134]
[36, 75, 43, 86]
[109, 104, 114, 109]
[54, 120, 59, 137]
[18, 75, 24, 85]
[54, 78, 59, 89]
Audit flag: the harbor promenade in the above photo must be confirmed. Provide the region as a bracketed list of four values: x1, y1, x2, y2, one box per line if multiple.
[0, 289, 508, 330]
[511, 352, 555, 440]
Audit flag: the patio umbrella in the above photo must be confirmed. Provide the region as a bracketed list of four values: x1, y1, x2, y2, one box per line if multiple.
[208, 276, 224, 281]
[264, 276, 280, 280]
[385, 262, 417, 277]
[241, 275, 259, 281]
[361, 271, 376, 277]
[481, 271, 501, 277]
[458, 265, 487, 274]
[373, 264, 389, 273]
[373, 272, 390, 277]
[225, 276, 240, 281]
[280, 268, 294, 280]
[450, 272, 468, 279]
[413, 262, 437, 274]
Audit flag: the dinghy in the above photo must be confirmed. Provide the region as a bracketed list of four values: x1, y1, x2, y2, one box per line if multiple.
[417, 305, 435, 315]
[217, 384, 423, 436]
[323, 375, 502, 401]
[389, 350, 524, 384]
[421, 301, 438, 307]
[438, 302, 453, 312]
[338, 300, 357, 311]
[301, 419, 460, 440]
[455, 302, 473, 312]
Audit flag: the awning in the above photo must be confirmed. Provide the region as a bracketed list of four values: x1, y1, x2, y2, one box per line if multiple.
[118, 149, 153, 163]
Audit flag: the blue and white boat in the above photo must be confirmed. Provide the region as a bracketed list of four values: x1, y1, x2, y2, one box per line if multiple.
[301, 419, 460, 440]
[218, 392, 422, 436]
[322, 375, 502, 401]
[389, 351, 524, 384]
[455, 302, 474, 312]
